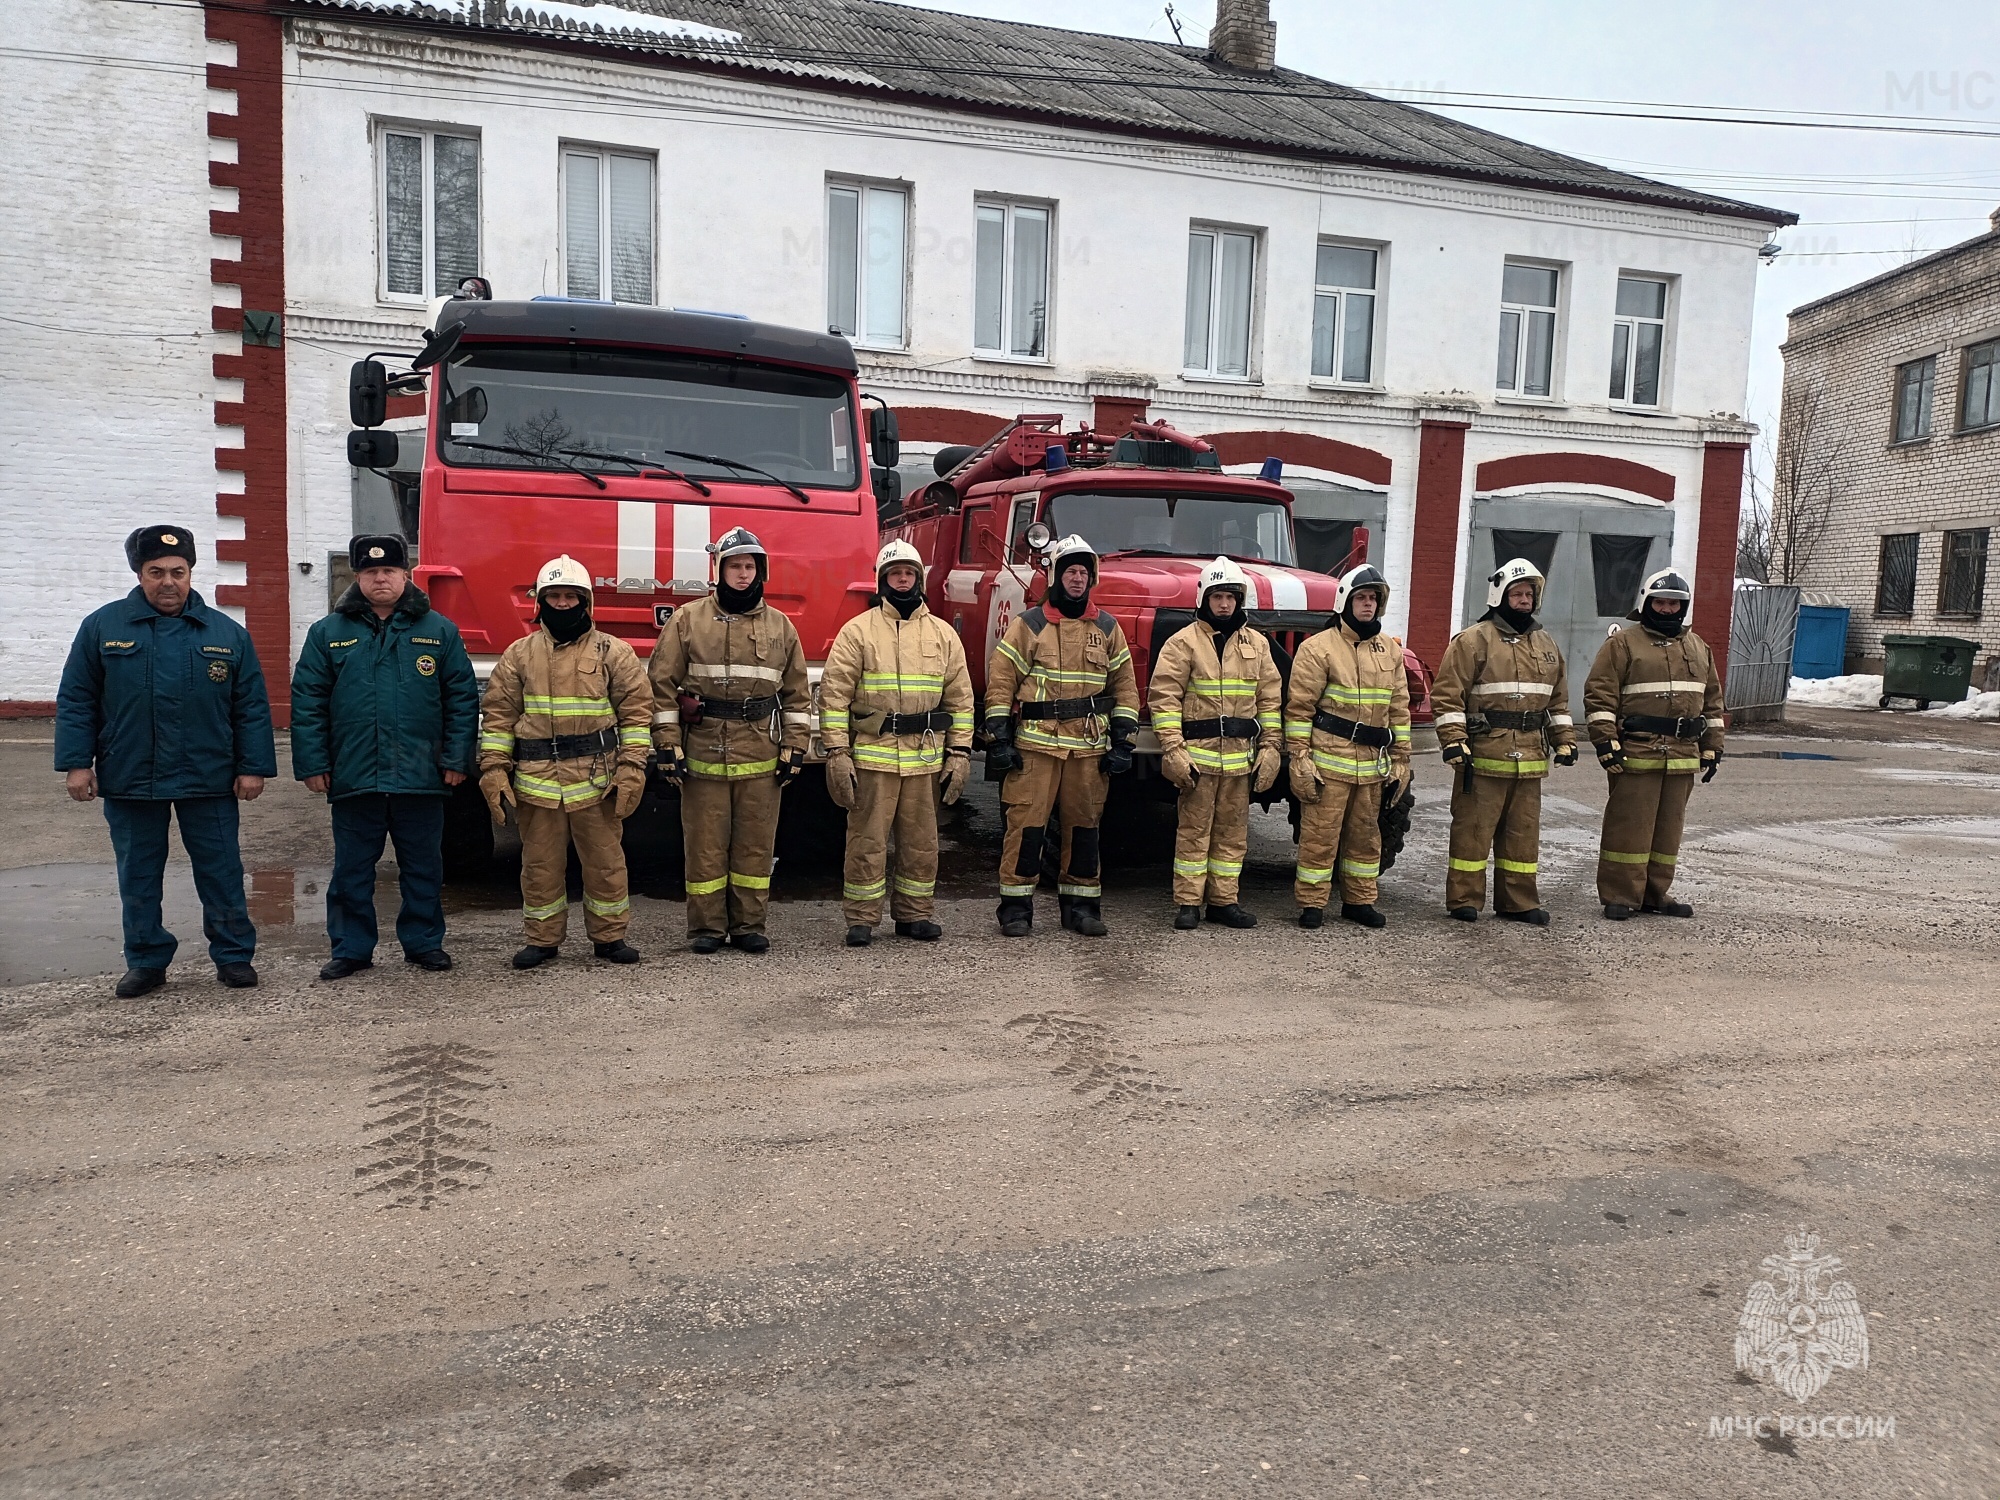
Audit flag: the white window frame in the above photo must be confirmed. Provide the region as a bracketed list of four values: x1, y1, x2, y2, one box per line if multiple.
[1609, 274, 1671, 409]
[972, 197, 1054, 362]
[1183, 224, 1262, 382]
[559, 145, 656, 305]
[1496, 259, 1563, 399]
[1310, 239, 1383, 387]
[376, 123, 480, 304]
[826, 178, 909, 350]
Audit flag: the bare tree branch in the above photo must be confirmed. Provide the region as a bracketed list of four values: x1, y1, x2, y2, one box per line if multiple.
[1770, 376, 1849, 586]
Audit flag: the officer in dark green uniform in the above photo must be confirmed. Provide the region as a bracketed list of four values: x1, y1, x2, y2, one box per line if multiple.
[290, 535, 478, 980]
[55, 526, 277, 997]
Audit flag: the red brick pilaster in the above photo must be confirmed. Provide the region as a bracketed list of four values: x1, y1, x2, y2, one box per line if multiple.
[1696, 441, 1749, 687]
[1406, 418, 1470, 669]
[205, 2, 290, 724]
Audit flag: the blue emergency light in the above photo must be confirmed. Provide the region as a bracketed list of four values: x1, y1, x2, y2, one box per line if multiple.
[1259, 457, 1283, 483]
[1045, 444, 1069, 471]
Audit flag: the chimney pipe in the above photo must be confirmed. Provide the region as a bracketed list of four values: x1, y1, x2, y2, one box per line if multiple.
[1209, 0, 1275, 72]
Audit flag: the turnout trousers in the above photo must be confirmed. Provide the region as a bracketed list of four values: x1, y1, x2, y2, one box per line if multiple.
[327, 794, 446, 960]
[1294, 780, 1383, 909]
[102, 796, 255, 971]
[1172, 771, 1251, 906]
[1446, 775, 1544, 914]
[842, 769, 940, 927]
[1597, 769, 1694, 907]
[515, 797, 630, 946]
[680, 773, 779, 937]
[998, 750, 1110, 901]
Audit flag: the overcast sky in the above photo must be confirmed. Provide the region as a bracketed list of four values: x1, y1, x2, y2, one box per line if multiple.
[909, 0, 2000, 452]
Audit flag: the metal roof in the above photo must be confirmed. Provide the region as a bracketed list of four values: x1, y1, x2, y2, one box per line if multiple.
[298, 0, 1795, 225]
[445, 298, 860, 372]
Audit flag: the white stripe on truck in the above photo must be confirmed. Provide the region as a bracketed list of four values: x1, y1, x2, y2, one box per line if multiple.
[1244, 564, 1308, 610]
[673, 504, 710, 592]
[615, 501, 655, 592]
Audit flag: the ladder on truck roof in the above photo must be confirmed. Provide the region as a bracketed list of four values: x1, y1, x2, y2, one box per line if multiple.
[935, 413, 1067, 486]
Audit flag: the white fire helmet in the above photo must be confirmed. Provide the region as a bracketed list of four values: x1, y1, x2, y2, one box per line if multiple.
[1334, 563, 1391, 614]
[1630, 567, 1693, 621]
[709, 526, 769, 585]
[1043, 534, 1099, 587]
[532, 554, 592, 599]
[1199, 555, 1250, 608]
[875, 538, 926, 592]
[1486, 556, 1546, 612]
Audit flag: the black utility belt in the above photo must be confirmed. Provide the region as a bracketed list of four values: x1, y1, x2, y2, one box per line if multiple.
[1180, 715, 1260, 740]
[1622, 713, 1706, 739]
[1311, 710, 1394, 748]
[1018, 694, 1113, 720]
[857, 707, 954, 735]
[1474, 708, 1550, 732]
[515, 726, 617, 760]
[699, 694, 781, 721]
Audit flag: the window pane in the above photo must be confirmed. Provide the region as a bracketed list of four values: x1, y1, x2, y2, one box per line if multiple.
[1895, 363, 1919, 441]
[1877, 533, 1918, 615]
[1493, 529, 1560, 582]
[1502, 263, 1557, 308]
[432, 135, 480, 292]
[1310, 292, 1337, 379]
[1496, 309, 1520, 390]
[1316, 243, 1375, 289]
[383, 133, 424, 297]
[1009, 205, 1048, 357]
[564, 153, 601, 300]
[1183, 232, 1213, 370]
[1341, 291, 1373, 383]
[1215, 231, 1254, 377]
[973, 204, 1004, 352]
[608, 154, 652, 304]
[1965, 342, 1999, 429]
[1940, 528, 1989, 616]
[1608, 321, 1630, 401]
[1632, 321, 1662, 405]
[827, 187, 859, 336]
[1523, 309, 1555, 396]
[1616, 277, 1666, 318]
[1590, 533, 1655, 617]
[862, 187, 905, 344]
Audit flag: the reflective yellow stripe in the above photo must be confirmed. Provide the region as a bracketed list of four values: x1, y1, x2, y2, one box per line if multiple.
[1472, 757, 1549, 775]
[685, 875, 728, 895]
[479, 733, 515, 752]
[1339, 858, 1380, 878]
[1622, 757, 1700, 773]
[893, 875, 934, 895]
[999, 881, 1039, 896]
[1107, 648, 1131, 668]
[854, 742, 946, 772]
[1155, 713, 1184, 727]
[1496, 858, 1537, 874]
[1321, 685, 1393, 703]
[617, 727, 650, 745]
[1057, 881, 1101, 896]
[522, 695, 613, 714]
[523, 896, 568, 920]
[1296, 865, 1333, 884]
[583, 893, 630, 916]
[1019, 724, 1107, 751]
[996, 640, 1030, 672]
[1600, 849, 1650, 864]
[687, 756, 780, 778]
[514, 770, 611, 805]
[861, 674, 944, 689]
[1207, 858, 1242, 876]
[1172, 859, 1207, 877]
[729, 871, 770, 890]
[1448, 857, 1486, 872]
[1186, 746, 1253, 772]
[1649, 852, 1678, 865]
[844, 879, 887, 900]
[1285, 721, 1312, 740]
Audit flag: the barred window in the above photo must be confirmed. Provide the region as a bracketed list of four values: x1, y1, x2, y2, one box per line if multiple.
[1938, 528, 1989, 618]
[1875, 533, 1918, 617]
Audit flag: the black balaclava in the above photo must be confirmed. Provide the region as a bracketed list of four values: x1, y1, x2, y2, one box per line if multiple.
[539, 597, 592, 645]
[716, 574, 764, 614]
[1493, 598, 1537, 636]
[1342, 591, 1384, 641]
[1048, 559, 1092, 620]
[880, 576, 925, 619]
[1642, 600, 1686, 637]
[1199, 588, 1246, 638]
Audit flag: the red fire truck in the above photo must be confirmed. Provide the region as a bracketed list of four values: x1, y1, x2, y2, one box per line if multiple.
[347, 298, 900, 863]
[885, 413, 1431, 800]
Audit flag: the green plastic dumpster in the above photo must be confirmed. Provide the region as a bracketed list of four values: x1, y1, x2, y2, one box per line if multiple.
[1880, 634, 1979, 709]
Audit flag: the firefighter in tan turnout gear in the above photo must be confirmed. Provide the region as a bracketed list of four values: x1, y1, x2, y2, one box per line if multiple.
[1431, 558, 1579, 926]
[649, 528, 810, 953]
[984, 534, 1140, 939]
[1286, 565, 1412, 929]
[820, 540, 975, 947]
[1149, 557, 1283, 929]
[478, 556, 653, 968]
[1584, 568, 1725, 921]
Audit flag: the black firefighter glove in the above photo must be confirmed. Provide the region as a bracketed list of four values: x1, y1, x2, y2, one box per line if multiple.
[983, 716, 1022, 779]
[654, 744, 687, 787]
[1553, 743, 1579, 768]
[1701, 748, 1723, 783]
[774, 745, 805, 790]
[1102, 718, 1137, 776]
[1597, 740, 1625, 774]
[1440, 740, 1470, 768]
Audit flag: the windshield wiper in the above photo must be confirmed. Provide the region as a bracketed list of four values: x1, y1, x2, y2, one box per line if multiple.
[445, 438, 607, 490]
[558, 447, 712, 497]
[1097, 547, 1181, 560]
[655, 447, 812, 504]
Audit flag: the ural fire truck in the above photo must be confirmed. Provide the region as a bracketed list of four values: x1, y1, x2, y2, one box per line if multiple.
[885, 413, 1430, 798]
[348, 298, 899, 862]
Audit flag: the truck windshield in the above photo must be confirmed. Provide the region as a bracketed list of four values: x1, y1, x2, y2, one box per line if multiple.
[437, 346, 859, 489]
[1042, 492, 1295, 565]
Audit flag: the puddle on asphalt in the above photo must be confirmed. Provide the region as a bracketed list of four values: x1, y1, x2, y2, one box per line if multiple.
[1734, 750, 1840, 761]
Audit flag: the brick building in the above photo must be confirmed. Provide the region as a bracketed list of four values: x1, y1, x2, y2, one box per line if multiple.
[1776, 213, 2000, 681]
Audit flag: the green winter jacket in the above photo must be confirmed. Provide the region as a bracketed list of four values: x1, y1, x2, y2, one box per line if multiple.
[289, 584, 478, 800]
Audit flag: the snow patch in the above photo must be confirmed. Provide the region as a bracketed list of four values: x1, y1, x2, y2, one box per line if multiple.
[1922, 690, 2000, 722]
[501, 2, 743, 42]
[1787, 674, 1881, 711]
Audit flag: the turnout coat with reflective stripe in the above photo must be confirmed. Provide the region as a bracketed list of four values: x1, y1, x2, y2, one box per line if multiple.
[478, 626, 653, 808]
[819, 600, 974, 775]
[1430, 617, 1576, 780]
[985, 606, 1140, 758]
[1583, 624, 1725, 770]
[1148, 621, 1282, 774]
[1284, 622, 1412, 784]
[647, 599, 809, 778]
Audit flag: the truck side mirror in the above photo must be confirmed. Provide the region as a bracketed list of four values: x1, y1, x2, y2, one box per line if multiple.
[445, 385, 488, 426]
[350, 360, 389, 428]
[871, 465, 902, 522]
[868, 406, 900, 468]
[348, 429, 399, 468]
